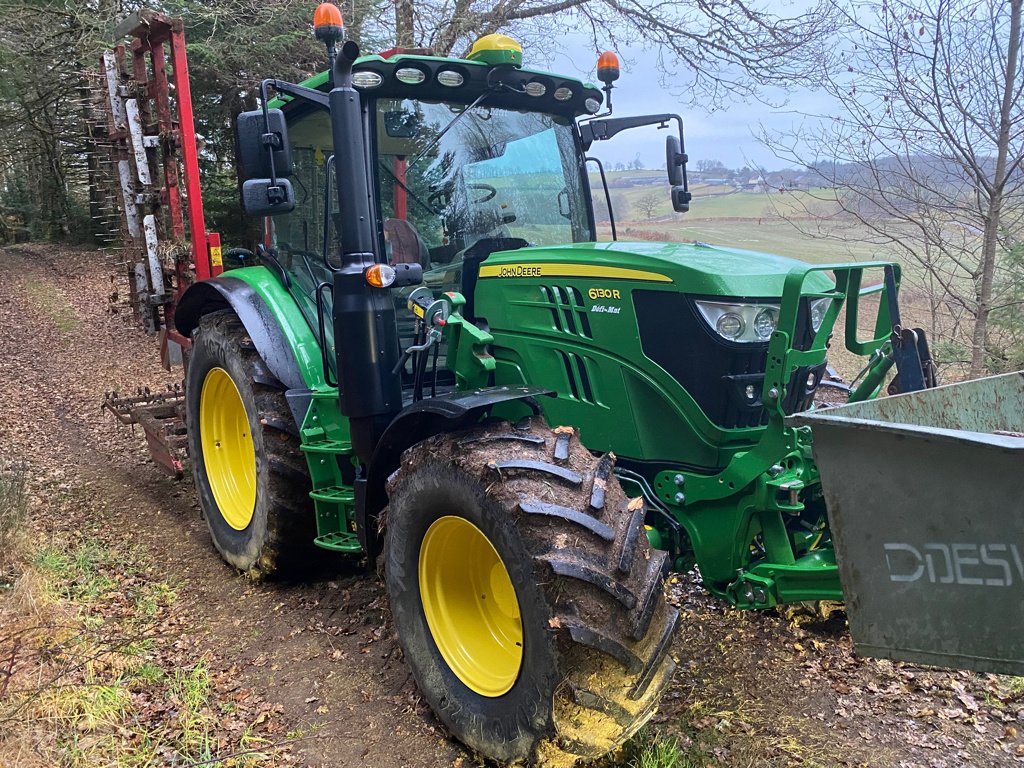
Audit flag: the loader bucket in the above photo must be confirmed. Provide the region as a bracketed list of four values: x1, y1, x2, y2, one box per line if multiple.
[789, 371, 1024, 675]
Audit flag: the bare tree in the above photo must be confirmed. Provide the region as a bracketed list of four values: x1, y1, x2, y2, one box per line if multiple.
[379, 0, 839, 106]
[697, 158, 726, 174]
[764, 0, 1024, 376]
[634, 190, 661, 220]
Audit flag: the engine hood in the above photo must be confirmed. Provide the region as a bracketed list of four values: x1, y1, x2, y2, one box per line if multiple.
[478, 240, 835, 297]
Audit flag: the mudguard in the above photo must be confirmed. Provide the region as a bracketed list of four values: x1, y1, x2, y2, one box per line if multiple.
[176, 272, 324, 393]
[360, 386, 553, 558]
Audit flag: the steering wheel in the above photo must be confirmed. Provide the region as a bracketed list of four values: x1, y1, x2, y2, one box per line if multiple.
[467, 183, 497, 204]
[426, 190, 449, 214]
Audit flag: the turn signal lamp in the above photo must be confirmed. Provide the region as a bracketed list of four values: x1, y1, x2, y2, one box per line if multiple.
[313, 2, 344, 42]
[597, 51, 620, 84]
[467, 34, 523, 68]
[365, 263, 397, 288]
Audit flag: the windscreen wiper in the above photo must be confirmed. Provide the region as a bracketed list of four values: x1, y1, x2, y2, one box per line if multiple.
[407, 90, 490, 171]
[377, 159, 439, 216]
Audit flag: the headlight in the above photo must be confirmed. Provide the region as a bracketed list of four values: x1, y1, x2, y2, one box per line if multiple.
[753, 308, 778, 340]
[695, 300, 781, 343]
[352, 71, 383, 88]
[810, 298, 832, 332]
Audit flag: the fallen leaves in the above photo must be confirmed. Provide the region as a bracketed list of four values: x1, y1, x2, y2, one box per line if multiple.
[660, 569, 1024, 767]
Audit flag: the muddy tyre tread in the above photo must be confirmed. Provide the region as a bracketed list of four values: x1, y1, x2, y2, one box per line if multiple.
[186, 310, 315, 578]
[387, 418, 677, 766]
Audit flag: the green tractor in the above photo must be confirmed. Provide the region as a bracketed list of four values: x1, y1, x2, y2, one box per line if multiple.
[144, 5, 929, 765]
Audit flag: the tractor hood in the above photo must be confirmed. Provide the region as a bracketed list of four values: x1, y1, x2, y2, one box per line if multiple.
[478, 240, 835, 298]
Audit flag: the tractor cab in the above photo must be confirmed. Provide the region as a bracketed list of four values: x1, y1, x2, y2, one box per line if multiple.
[257, 35, 687, 393]
[270, 77, 594, 313]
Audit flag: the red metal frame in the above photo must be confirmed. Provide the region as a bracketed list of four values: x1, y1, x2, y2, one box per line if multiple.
[393, 157, 408, 220]
[168, 23, 211, 281]
[99, 12, 225, 476]
[113, 11, 220, 352]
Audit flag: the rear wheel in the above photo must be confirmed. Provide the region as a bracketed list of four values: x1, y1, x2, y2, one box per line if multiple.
[385, 418, 679, 765]
[185, 310, 315, 577]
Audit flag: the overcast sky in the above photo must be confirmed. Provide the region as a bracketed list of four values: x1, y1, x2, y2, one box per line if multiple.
[542, 32, 837, 172]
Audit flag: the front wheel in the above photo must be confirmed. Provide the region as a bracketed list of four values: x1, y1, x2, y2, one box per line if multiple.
[384, 419, 679, 765]
[185, 310, 315, 577]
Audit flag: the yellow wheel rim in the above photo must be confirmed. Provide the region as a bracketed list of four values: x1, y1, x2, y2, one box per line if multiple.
[200, 367, 257, 531]
[419, 516, 523, 697]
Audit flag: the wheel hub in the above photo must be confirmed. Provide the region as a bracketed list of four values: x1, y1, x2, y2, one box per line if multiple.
[199, 367, 256, 530]
[419, 516, 523, 697]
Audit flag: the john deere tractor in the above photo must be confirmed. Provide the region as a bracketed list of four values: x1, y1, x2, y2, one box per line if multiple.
[158, 5, 926, 764]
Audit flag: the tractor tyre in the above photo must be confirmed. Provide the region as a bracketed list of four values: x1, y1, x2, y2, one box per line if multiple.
[185, 309, 315, 577]
[384, 418, 678, 766]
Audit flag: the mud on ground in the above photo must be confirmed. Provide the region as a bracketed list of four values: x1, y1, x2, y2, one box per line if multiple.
[1, 244, 1022, 768]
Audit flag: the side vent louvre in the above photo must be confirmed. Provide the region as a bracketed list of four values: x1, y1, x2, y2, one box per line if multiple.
[556, 350, 599, 404]
[540, 285, 593, 339]
[569, 287, 593, 338]
[540, 285, 564, 332]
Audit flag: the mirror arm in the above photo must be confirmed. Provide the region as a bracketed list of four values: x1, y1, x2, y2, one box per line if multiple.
[580, 113, 679, 143]
[254, 79, 329, 205]
[262, 80, 330, 109]
[257, 80, 280, 189]
[585, 156, 616, 241]
[579, 112, 691, 209]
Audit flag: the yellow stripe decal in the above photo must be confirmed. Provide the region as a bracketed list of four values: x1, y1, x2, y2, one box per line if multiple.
[478, 263, 672, 282]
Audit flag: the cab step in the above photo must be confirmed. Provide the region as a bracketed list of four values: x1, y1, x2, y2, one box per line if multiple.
[300, 440, 353, 454]
[314, 531, 362, 553]
[310, 485, 356, 503]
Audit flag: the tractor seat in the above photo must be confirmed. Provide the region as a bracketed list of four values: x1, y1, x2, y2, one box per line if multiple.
[384, 218, 428, 267]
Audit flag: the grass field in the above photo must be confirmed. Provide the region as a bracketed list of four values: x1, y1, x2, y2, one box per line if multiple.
[588, 177, 877, 263]
[628, 218, 888, 264]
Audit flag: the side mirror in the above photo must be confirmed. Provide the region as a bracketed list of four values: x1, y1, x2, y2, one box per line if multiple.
[241, 178, 295, 217]
[237, 109, 293, 179]
[666, 135, 685, 187]
[671, 185, 691, 213]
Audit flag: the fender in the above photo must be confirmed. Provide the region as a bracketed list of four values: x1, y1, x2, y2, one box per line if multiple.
[359, 386, 554, 558]
[176, 272, 325, 393]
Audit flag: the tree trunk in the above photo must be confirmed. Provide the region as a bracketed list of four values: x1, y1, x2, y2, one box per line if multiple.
[79, 76, 107, 245]
[395, 0, 415, 47]
[970, 0, 1022, 376]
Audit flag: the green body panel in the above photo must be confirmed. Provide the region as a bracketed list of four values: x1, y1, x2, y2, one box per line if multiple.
[473, 241, 832, 465]
[214, 267, 357, 549]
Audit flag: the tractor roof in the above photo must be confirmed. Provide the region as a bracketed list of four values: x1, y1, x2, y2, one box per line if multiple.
[270, 51, 604, 119]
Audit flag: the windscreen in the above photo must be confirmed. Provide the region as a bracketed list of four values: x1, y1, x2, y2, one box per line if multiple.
[375, 98, 593, 268]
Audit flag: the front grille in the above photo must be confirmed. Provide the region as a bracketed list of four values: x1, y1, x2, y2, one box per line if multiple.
[633, 290, 823, 429]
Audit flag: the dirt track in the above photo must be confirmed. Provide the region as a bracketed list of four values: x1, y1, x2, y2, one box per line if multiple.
[2, 243, 1022, 767]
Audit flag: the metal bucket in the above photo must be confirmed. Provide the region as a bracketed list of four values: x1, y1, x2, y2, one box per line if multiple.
[789, 371, 1024, 675]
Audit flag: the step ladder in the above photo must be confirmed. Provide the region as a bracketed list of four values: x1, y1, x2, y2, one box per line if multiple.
[300, 393, 362, 553]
